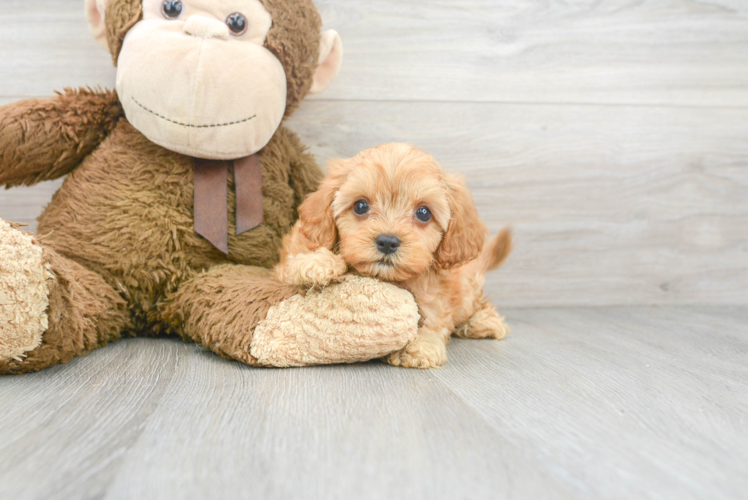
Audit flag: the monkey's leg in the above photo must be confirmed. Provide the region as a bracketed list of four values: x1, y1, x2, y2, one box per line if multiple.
[0, 220, 128, 374]
[161, 265, 419, 367]
[160, 265, 299, 366]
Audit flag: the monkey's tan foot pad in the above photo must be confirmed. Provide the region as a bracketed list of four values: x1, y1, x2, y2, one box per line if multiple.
[0, 219, 53, 363]
[250, 275, 420, 367]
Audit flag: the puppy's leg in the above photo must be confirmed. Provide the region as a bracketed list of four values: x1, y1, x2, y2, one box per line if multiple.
[455, 302, 510, 340]
[386, 327, 448, 369]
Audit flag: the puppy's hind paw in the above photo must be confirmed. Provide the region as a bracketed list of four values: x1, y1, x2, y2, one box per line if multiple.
[385, 334, 447, 369]
[456, 305, 510, 340]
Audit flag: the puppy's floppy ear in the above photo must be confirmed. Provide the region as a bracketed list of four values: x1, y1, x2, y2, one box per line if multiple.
[436, 175, 487, 268]
[297, 158, 350, 250]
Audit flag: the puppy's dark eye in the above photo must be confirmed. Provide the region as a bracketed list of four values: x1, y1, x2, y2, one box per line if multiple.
[353, 200, 369, 216]
[226, 13, 247, 35]
[415, 206, 432, 222]
[162, 0, 183, 19]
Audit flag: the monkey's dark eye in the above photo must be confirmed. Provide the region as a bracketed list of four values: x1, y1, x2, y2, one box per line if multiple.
[226, 13, 248, 36]
[161, 1, 183, 19]
[415, 206, 432, 222]
[353, 200, 369, 216]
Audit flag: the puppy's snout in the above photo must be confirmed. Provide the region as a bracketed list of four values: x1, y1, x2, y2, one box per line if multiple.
[376, 234, 401, 255]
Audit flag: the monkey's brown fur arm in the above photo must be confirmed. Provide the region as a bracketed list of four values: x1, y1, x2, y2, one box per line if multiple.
[0, 88, 122, 188]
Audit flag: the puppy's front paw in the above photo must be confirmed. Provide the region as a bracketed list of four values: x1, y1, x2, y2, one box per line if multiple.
[276, 248, 347, 287]
[386, 334, 447, 369]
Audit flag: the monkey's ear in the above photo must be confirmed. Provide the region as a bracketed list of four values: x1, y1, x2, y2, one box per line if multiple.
[309, 30, 343, 95]
[86, 0, 143, 63]
[86, 0, 109, 50]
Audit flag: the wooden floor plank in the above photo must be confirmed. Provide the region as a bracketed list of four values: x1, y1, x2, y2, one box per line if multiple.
[315, 0, 748, 106]
[101, 356, 576, 500]
[433, 306, 748, 500]
[1, 307, 746, 499]
[0, 0, 116, 97]
[1, 1, 747, 106]
[0, 339, 185, 500]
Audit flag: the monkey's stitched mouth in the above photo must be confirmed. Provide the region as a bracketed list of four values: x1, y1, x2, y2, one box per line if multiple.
[132, 97, 256, 129]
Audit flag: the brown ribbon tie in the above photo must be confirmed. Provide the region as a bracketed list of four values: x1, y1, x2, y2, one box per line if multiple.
[193, 154, 264, 254]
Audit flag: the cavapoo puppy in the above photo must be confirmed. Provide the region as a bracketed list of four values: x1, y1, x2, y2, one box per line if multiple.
[274, 143, 512, 368]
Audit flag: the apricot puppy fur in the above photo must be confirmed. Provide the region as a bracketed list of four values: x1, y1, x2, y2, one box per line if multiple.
[274, 143, 512, 368]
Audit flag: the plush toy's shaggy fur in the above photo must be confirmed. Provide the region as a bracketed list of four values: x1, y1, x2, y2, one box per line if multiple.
[0, 0, 419, 373]
[0, 91, 326, 374]
[0, 90, 122, 188]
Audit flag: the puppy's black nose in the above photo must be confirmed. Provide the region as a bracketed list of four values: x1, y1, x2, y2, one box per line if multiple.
[376, 234, 401, 255]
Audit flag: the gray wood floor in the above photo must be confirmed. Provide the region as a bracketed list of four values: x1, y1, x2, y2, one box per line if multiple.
[1, 307, 746, 500]
[1, 1, 747, 499]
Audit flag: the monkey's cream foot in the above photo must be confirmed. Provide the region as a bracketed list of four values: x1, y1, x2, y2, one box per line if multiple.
[0, 219, 53, 363]
[252, 276, 420, 367]
[275, 248, 347, 287]
[386, 331, 448, 369]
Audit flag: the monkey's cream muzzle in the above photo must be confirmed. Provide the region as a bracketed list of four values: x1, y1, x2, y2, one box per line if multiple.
[116, 18, 287, 160]
[183, 15, 231, 39]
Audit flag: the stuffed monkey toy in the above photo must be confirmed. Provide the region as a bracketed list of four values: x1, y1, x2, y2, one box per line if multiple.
[0, 0, 419, 374]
